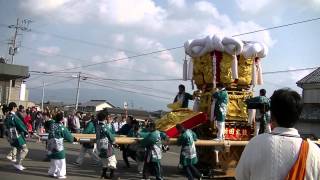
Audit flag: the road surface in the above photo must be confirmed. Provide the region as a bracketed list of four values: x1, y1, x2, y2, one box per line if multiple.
[0, 138, 186, 180]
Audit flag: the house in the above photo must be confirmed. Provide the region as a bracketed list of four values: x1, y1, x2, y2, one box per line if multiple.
[0, 63, 29, 106]
[78, 100, 115, 112]
[296, 67, 320, 138]
[107, 108, 150, 119]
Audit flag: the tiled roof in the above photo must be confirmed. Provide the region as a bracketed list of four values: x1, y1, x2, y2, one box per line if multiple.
[79, 100, 115, 108]
[297, 67, 320, 86]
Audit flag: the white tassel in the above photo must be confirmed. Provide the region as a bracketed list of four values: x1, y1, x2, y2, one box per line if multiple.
[212, 53, 217, 88]
[187, 58, 193, 80]
[252, 59, 257, 86]
[248, 109, 256, 124]
[231, 54, 238, 80]
[257, 59, 263, 85]
[210, 99, 216, 122]
[183, 57, 188, 81]
[193, 97, 200, 112]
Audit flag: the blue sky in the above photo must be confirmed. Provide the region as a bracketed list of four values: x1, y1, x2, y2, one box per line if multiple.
[0, 0, 319, 110]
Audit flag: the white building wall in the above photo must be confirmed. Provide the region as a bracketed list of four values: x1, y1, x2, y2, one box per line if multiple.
[95, 103, 113, 112]
[303, 89, 320, 103]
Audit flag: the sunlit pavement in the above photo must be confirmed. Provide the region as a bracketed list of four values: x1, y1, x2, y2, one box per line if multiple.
[0, 138, 186, 180]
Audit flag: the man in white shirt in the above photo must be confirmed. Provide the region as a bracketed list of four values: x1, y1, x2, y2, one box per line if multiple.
[73, 112, 81, 133]
[236, 88, 320, 180]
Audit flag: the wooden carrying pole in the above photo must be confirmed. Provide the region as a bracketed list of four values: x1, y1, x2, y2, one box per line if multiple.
[39, 133, 319, 147]
[72, 134, 248, 146]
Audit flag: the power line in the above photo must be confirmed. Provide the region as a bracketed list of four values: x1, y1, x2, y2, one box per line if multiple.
[263, 67, 318, 75]
[36, 17, 320, 73]
[83, 75, 182, 82]
[30, 30, 139, 54]
[28, 78, 75, 89]
[87, 78, 174, 96]
[232, 17, 320, 37]
[82, 80, 171, 100]
[82, 72, 175, 95]
[47, 46, 183, 73]
[27, 66, 319, 83]
[21, 45, 180, 80]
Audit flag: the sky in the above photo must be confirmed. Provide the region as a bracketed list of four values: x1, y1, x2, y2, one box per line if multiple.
[0, 0, 319, 110]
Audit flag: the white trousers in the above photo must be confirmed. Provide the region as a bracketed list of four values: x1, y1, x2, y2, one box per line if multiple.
[254, 122, 271, 136]
[76, 145, 100, 164]
[101, 155, 117, 169]
[216, 121, 225, 140]
[48, 159, 66, 177]
[7, 146, 17, 160]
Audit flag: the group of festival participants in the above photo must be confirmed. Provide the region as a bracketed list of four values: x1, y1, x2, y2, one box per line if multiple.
[2, 102, 203, 180]
[2, 86, 320, 180]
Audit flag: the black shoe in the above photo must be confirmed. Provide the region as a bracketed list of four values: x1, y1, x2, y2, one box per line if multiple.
[110, 169, 114, 179]
[100, 168, 108, 179]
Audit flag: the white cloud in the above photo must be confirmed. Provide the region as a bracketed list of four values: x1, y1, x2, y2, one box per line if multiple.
[21, 0, 93, 23]
[168, 0, 185, 8]
[113, 34, 125, 45]
[289, 67, 314, 82]
[91, 55, 104, 63]
[271, 16, 282, 26]
[37, 46, 61, 56]
[133, 36, 181, 77]
[36, 61, 59, 71]
[98, 0, 167, 29]
[193, 3, 274, 47]
[236, 0, 320, 14]
[20, 0, 274, 46]
[236, 0, 271, 14]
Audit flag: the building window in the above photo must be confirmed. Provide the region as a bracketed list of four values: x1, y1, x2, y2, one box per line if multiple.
[12, 80, 15, 87]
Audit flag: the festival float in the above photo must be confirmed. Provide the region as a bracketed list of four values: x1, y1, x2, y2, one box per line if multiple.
[40, 34, 269, 179]
[156, 34, 268, 178]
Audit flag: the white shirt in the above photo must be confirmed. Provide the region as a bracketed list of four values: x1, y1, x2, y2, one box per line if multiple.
[73, 116, 80, 129]
[236, 127, 320, 180]
[113, 121, 126, 132]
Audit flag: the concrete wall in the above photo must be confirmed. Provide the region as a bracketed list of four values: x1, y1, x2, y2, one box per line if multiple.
[0, 79, 29, 104]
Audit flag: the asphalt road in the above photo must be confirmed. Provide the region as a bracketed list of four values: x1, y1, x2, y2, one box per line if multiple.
[0, 138, 186, 180]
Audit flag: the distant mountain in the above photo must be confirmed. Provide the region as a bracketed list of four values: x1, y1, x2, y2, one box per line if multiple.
[29, 88, 171, 111]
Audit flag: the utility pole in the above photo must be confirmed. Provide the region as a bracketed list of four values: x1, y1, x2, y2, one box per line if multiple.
[41, 82, 45, 111]
[75, 72, 81, 110]
[6, 18, 32, 104]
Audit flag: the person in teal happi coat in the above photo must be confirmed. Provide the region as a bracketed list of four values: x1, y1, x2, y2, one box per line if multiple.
[140, 122, 168, 180]
[4, 102, 29, 171]
[74, 116, 100, 166]
[96, 110, 117, 179]
[246, 88, 271, 135]
[47, 112, 73, 179]
[213, 84, 228, 140]
[176, 124, 203, 180]
[128, 122, 150, 173]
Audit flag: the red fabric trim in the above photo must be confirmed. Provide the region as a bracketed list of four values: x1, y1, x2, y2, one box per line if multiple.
[165, 112, 208, 138]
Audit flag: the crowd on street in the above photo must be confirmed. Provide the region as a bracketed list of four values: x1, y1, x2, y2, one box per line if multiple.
[0, 88, 320, 180]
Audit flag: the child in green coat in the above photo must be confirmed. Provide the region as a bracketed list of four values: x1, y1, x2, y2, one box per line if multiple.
[96, 110, 117, 179]
[74, 117, 100, 166]
[176, 124, 202, 180]
[47, 112, 74, 179]
[140, 122, 168, 180]
[4, 102, 29, 171]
